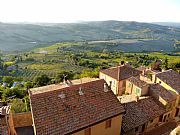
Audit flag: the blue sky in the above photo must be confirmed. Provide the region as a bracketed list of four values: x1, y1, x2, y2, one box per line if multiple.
[0, 0, 180, 23]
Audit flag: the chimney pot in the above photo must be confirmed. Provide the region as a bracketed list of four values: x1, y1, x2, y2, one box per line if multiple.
[104, 83, 109, 92]
[135, 96, 139, 102]
[58, 92, 66, 99]
[78, 87, 84, 96]
[120, 61, 125, 66]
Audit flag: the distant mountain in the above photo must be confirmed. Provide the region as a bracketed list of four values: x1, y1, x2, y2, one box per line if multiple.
[153, 22, 180, 28]
[0, 21, 180, 52]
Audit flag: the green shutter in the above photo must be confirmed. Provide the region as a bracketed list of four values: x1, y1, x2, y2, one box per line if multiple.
[128, 83, 132, 88]
[136, 88, 140, 94]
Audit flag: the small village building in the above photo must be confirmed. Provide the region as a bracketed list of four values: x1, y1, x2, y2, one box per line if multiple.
[99, 65, 141, 96]
[155, 69, 180, 118]
[122, 97, 166, 135]
[126, 76, 149, 96]
[29, 79, 125, 135]
[149, 84, 177, 123]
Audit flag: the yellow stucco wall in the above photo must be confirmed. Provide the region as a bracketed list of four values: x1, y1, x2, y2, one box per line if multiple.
[156, 78, 177, 94]
[156, 77, 180, 108]
[125, 80, 149, 96]
[99, 72, 118, 95]
[73, 115, 122, 135]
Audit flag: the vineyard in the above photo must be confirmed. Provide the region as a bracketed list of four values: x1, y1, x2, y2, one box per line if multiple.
[14, 69, 58, 80]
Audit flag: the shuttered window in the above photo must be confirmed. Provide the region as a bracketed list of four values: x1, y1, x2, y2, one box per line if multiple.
[85, 128, 91, 135]
[105, 119, 112, 129]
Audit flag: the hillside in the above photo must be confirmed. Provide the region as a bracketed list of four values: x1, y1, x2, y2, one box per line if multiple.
[153, 22, 180, 28]
[0, 21, 180, 52]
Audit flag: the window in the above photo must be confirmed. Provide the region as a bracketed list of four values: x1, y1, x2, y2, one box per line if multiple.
[163, 115, 167, 122]
[136, 88, 141, 94]
[150, 119, 153, 123]
[105, 119, 112, 129]
[128, 83, 132, 88]
[135, 127, 139, 132]
[85, 128, 91, 135]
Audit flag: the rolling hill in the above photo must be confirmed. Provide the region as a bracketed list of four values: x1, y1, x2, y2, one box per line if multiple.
[0, 21, 180, 52]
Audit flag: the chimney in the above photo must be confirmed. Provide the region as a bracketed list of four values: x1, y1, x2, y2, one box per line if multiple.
[63, 79, 72, 87]
[142, 70, 145, 75]
[58, 92, 66, 99]
[78, 87, 84, 96]
[120, 61, 125, 66]
[119, 97, 122, 103]
[104, 83, 109, 92]
[135, 96, 139, 102]
[109, 81, 112, 88]
[117, 66, 120, 81]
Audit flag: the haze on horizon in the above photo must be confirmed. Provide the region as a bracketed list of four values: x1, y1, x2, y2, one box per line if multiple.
[0, 0, 180, 23]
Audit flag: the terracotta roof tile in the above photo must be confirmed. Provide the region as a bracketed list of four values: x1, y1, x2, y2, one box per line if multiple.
[156, 69, 180, 93]
[141, 121, 177, 135]
[100, 65, 142, 80]
[0, 116, 8, 135]
[128, 76, 148, 88]
[122, 97, 166, 132]
[30, 79, 125, 135]
[30, 78, 98, 95]
[149, 84, 177, 103]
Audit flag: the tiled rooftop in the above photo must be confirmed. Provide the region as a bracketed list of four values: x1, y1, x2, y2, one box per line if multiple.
[0, 126, 8, 135]
[118, 95, 148, 104]
[128, 76, 148, 88]
[122, 97, 166, 132]
[156, 69, 180, 93]
[0, 103, 10, 135]
[149, 84, 177, 103]
[30, 79, 125, 135]
[100, 65, 142, 80]
[141, 121, 177, 135]
[30, 77, 99, 95]
[0, 116, 8, 135]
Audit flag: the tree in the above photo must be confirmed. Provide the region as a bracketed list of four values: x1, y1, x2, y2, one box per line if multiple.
[161, 58, 168, 70]
[34, 74, 51, 86]
[1, 87, 26, 101]
[23, 95, 30, 112]
[10, 98, 26, 113]
[24, 81, 34, 89]
[3, 76, 14, 86]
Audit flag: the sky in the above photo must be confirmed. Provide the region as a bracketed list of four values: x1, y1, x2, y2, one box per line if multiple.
[0, 0, 180, 23]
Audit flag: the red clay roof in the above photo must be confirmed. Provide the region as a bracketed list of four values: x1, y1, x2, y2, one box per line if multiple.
[128, 76, 148, 88]
[149, 84, 177, 103]
[141, 121, 177, 135]
[0, 126, 8, 135]
[30, 79, 125, 135]
[100, 65, 142, 80]
[122, 97, 166, 132]
[156, 69, 180, 93]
